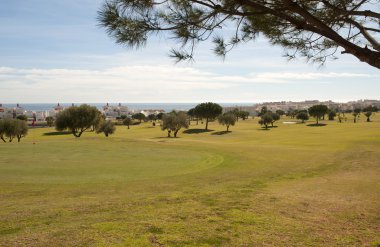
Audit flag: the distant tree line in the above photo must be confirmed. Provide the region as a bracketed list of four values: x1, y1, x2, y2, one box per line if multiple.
[4, 102, 378, 141]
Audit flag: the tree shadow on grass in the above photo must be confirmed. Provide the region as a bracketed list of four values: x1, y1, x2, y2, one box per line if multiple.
[307, 123, 327, 127]
[151, 136, 182, 139]
[211, 131, 231, 135]
[183, 129, 214, 134]
[43, 131, 72, 136]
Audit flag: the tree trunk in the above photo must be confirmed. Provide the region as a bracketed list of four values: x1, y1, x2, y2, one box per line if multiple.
[265, 123, 268, 129]
[367, 117, 370, 122]
[1, 136, 6, 142]
[167, 130, 171, 137]
[128, 125, 130, 129]
[73, 130, 83, 137]
[316, 117, 319, 125]
[226, 125, 229, 132]
[174, 130, 179, 137]
[205, 118, 209, 130]
[354, 117, 356, 123]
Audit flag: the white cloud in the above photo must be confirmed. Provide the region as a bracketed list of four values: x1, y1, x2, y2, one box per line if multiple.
[0, 66, 378, 103]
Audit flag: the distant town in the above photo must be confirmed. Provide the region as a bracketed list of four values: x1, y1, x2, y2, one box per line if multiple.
[0, 100, 379, 124]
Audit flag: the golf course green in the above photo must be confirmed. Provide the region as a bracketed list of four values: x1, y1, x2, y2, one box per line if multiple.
[1, 116, 379, 246]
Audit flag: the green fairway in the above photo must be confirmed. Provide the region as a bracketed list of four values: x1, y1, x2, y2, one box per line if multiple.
[1, 116, 379, 246]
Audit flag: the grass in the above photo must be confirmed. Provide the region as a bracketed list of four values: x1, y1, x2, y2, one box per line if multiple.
[0, 115, 379, 246]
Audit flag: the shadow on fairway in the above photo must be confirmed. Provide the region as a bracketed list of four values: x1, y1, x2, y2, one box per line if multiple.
[211, 131, 231, 135]
[43, 131, 72, 136]
[183, 129, 214, 134]
[258, 128, 271, 131]
[307, 123, 327, 127]
[152, 136, 181, 139]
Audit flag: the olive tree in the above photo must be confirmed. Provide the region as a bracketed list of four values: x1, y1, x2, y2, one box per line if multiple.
[55, 104, 101, 137]
[269, 112, 280, 127]
[45, 116, 54, 127]
[0, 119, 8, 142]
[352, 108, 361, 123]
[363, 106, 378, 122]
[218, 113, 236, 132]
[0, 119, 28, 142]
[15, 120, 28, 142]
[194, 102, 223, 130]
[132, 113, 146, 123]
[96, 120, 116, 137]
[238, 111, 250, 120]
[296, 112, 309, 123]
[258, 113, 273, 130]
[123, 117, 132, 129]
[161, 111, 189, 137]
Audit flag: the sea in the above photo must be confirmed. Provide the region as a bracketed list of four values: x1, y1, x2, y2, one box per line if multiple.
[1, 103, 256, 112]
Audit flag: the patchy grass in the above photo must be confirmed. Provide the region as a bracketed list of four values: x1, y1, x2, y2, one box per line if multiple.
[0, 115, 379, 246]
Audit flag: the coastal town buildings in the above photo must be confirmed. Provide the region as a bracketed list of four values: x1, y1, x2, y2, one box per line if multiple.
[0, 100, 379, 122]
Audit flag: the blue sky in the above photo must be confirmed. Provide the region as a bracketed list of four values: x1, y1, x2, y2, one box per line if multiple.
[0, 0, 379, 103]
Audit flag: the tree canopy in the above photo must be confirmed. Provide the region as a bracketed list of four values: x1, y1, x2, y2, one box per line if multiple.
[194, 102, 223, 130]
[0, 119, 28, 143]
[132, 113, 146, 123]
[123, 117, 133, 129]
[55, 104, 101, 137]
[96, 120, 116, 137]
[258, 112, 273, 129]
[218, 113, 236, 131]
[98, 0, 380, 69]
[308, 104, 328, 124]
[363, 105, 378, 122]
[161, 111, 189, 137]
[296, 111, 309, 123]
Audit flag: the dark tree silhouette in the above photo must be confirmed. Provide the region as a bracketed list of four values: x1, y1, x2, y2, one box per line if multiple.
[194, 102, 223, 130]
[308, 105, 328, 125]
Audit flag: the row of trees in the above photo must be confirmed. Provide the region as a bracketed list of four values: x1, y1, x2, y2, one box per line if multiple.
[188, 103, 249, 130]
[51, 103, 239, 138]
[11, 103, 378, 139]
[160, 103, 248, 137]
[258, 104, 379, 129]
[0, 119, 28, 142]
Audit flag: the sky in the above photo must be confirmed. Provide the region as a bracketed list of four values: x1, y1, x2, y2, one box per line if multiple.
[0, 0, 379, 103]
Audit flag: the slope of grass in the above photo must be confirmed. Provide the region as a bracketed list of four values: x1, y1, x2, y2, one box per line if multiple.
[0, 115, 379, 246]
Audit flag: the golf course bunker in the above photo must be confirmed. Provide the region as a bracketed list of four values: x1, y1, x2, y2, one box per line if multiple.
[283, 121, 297, 124]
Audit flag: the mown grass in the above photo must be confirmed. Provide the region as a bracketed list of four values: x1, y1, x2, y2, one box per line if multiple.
[0, 115, 379, 246]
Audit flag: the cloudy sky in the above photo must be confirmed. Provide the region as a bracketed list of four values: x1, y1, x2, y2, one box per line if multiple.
[0, 0, 379, 103]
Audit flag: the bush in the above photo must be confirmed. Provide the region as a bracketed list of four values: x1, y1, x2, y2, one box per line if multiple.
[96, 121, 116, 137]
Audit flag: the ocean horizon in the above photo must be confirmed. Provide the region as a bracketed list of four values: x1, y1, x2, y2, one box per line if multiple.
[0, 103, 256, 112]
